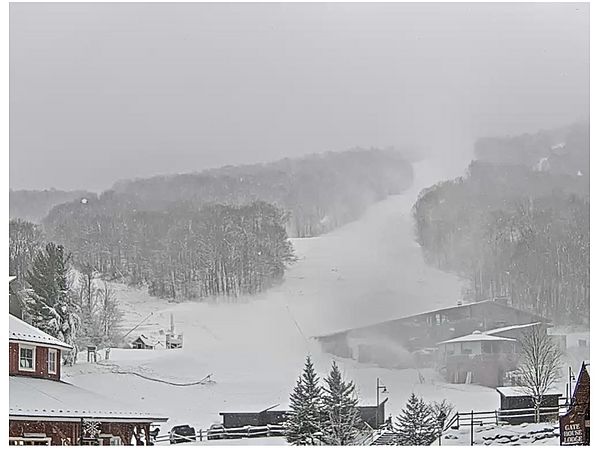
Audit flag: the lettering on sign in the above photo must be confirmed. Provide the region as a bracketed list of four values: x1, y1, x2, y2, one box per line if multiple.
[562, 421, 584, 445]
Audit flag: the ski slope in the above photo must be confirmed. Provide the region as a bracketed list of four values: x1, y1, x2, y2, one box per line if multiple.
[64, 158, 505, 438]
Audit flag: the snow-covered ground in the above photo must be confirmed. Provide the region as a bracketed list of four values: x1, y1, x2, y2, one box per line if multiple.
[439, 423, 560, 446]
[61, 158, 587, 445]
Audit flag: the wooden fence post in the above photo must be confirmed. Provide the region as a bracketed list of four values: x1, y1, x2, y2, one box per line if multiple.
[470, 411, 474, 446]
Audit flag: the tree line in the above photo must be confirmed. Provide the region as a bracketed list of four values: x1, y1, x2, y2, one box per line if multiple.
[413, 126, 589, 325]
[42, 201, 295, 300]
[9, 234, 121, 364]
[109, 148, 414, 238]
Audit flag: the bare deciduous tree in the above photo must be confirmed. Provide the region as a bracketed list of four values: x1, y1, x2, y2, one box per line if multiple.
[517, 325, 562, 422]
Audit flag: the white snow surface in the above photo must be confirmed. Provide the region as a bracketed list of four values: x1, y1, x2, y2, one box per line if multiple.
[9, 376, 165, 421]
[438, 422, 560, 446]
[9, 314, 72, 350]
[63, 159, 509, 442]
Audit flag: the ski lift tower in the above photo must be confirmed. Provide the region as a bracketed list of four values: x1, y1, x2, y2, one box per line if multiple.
[165, 313, 183, 349]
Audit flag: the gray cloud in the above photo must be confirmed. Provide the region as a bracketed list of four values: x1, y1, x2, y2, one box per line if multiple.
[10, 2, 589, 191]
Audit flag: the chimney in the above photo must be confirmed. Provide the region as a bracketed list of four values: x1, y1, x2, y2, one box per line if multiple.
[457, 300, 463, 306]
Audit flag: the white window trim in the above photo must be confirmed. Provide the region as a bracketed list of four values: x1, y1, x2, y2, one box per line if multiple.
[9, 437, 51, 446]
[18, 344, 36, 372]
[48, 348, 57, 374]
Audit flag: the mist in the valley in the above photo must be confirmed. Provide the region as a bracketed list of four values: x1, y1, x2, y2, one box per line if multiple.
[10, 2, 589, 191]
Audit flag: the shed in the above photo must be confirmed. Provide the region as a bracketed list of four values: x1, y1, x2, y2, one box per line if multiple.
[219, 405, 288, 428]
[358, 399, 387, 429]
[496, 386, 562, 424]
[131, 335, 160, 350]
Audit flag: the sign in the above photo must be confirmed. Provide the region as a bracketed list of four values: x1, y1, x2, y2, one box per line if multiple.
[560, 416, 586, 446]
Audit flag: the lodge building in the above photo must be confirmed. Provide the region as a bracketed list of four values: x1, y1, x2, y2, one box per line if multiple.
[8, 314, 168, 445]
[314, 298, 550, 387]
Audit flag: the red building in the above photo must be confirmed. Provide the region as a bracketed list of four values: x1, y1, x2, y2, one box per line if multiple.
[9, 314, 168, 445]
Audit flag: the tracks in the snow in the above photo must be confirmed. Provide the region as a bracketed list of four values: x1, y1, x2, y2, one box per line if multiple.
[96, 361, 214, 387]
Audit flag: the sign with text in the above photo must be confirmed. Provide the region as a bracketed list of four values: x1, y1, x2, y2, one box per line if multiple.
[560, 415, 586, 446]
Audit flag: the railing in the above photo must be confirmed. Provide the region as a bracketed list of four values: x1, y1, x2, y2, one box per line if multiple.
[444, 404, 569, 432]
[439, 405, 569, 446]
[207, 424, 286, 440]
[153, 431, 203, 444]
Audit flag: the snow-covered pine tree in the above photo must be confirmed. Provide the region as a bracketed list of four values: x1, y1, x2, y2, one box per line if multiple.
[321, 361, 360, 445]
[285, 355, 324, 445]
[394, 393, 437, 445]
[24, 242, 80, 364]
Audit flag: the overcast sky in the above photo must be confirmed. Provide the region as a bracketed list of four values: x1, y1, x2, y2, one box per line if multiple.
[10, 2, 589, 191]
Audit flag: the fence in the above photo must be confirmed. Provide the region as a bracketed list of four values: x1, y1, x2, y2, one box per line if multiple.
[445, 404, 569, 431]
[441, 403, 570, 446]
[152, 424, 286, 444]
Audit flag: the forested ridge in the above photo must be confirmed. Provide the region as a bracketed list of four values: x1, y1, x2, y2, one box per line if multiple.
[9, 188, 96, 223]
[110, 148, 414, 237]
[413, 122, 589, 325]
[11, 148, 413, 301]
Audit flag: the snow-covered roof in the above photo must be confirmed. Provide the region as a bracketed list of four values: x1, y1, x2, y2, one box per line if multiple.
[9, 376, 168, 422]
[9, 314, 72, 350]
[131, 334, 161, 347]
[496, 386, 563, 397]
[484, 322, 541, 336]
[9, 276, 17, 284]
[438, 331, 516, 345]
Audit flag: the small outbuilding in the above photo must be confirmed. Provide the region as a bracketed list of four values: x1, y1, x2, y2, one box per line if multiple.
[496, 386, 562, 425]
[131, 334, 160, 350]
[437, 331, 518, 387]
[219, 405, 288, 428]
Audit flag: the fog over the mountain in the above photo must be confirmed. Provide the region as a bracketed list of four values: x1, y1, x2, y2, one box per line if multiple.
[10, 2, 589, 191]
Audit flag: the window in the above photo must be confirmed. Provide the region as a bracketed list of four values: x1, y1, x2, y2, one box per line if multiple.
[19, 345, 35, 371]
[482, 342, 492, 354]
[110, 436, 122, 446]
[48, 349, 57, 374]
[9, 437, 51, 445]
[460, 343, 472, 355]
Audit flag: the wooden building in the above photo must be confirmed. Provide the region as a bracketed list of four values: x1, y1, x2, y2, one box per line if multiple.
[496, 387, 562, 424]
[314, 299, 549, 368]
[130, 334, 160, 350]
[219, 405, 288, 429]
[218, 400, 386, 430]
[437, 331, 518, 386]
[436, 323, 550, 387]
[560, 362, 590, 446]
[9, 314, 168, 445]
[357, 399, 387, 429]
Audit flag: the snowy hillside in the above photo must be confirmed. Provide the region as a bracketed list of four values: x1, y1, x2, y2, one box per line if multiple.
[63, 159, 505, 439]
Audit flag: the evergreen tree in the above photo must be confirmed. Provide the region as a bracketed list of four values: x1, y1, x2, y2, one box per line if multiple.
[285, 356, 324, 445]
[24, 242, 80, 364]
[394, 393, 437, 446]
[321, 361, 360, 445]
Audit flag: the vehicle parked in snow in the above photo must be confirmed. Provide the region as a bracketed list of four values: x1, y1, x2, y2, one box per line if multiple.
[169, 425, 196, 444]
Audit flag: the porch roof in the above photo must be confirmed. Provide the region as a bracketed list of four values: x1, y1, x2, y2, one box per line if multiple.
[9, 376, 167, 422]
[438, 331, 516, 345]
